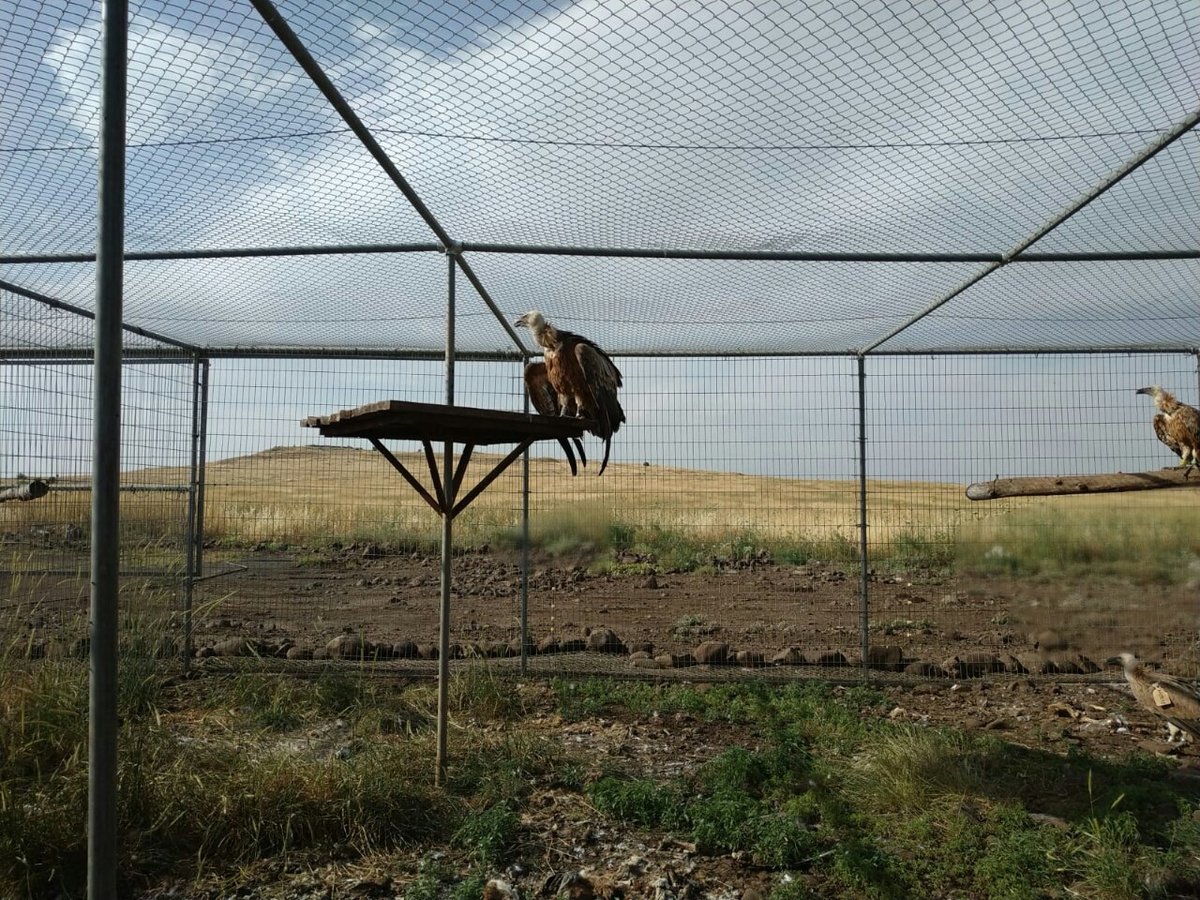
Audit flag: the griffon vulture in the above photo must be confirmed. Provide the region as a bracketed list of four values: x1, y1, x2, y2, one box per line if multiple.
[1136, 386, 1200, 473]
[1108, 652, 1200, 744]
[524, 361, 588, 476]
[514, 311, 625, 475]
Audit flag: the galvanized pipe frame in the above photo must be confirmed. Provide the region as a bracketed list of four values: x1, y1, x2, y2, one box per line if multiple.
[4, 245, 1199, 265]
[89, 0, 126, 895]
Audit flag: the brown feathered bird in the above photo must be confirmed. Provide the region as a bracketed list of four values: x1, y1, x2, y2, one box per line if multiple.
[1136, 386, 1200, 474]
[1108, 652, 1200, 744]
[515, 311, 625, 475]
[524, 361, 588, 476]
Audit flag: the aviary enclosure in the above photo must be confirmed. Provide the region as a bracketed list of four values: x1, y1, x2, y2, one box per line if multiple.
[1, 0, 1199, 892]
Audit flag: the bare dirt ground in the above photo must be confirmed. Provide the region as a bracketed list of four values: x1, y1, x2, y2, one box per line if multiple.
[5, 542, 1198, 729]
[170, 546, 1197, 755]
[7, 545, 1200, 898]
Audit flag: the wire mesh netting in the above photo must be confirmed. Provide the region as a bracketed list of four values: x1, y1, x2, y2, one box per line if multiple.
[6, 346, 1195, 677]
[1, 286, 195, 659]
[2, 1, 1199, 680]
[2, 0, 1198, 354]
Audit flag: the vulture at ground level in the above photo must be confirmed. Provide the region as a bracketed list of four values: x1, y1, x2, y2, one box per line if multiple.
[1136, 386, 1200, 473]
[1108, 652, 1200, 744]
[515, 311, 625, 476]
[523, 361, 588, 476]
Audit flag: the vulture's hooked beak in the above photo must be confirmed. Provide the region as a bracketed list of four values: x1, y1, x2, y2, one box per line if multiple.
[513, 314, 528, 328]
[1105, 655, 1123, 667]
[1135, 387, 1150, 395]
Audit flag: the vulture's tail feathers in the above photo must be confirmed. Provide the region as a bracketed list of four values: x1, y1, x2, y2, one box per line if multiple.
[598, 436, 613, 476]
[557, 438, 579, 476]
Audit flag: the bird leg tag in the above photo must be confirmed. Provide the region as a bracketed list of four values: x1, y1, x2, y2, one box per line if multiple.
[1151, 684, 1174, 708]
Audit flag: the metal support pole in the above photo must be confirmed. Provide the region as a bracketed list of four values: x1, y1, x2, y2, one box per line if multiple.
[182, 358, 200, 673]
[436, 254, 456, 786]
[520, 377, 531, 675]
[181, 358, 209, 671]
[855, 355, 870, 678]
[89, 0, 126, 897]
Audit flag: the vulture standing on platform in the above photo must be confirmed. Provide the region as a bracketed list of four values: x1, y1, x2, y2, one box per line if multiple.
[524, 361, 588, 476]
[1108, 652, 1200, 744]
[515, 311, 625, 476]
[1136, 386, 1200, 473]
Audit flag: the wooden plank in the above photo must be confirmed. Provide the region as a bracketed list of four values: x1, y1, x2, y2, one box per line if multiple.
[303, 399, 593, 445]
[0, 480, 49, 503]
[966, 468, 1200, 500]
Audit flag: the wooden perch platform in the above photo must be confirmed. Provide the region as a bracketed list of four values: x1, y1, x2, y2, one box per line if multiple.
[0, 480, 49, 504]
[967, 468, 1200, 500]
[303, 399, 593, 445]
[303, 400, 595, 518]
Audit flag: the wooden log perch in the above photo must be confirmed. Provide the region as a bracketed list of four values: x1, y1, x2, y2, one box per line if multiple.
[967, 468, 1200, 500]
[0, 480, 50, 503]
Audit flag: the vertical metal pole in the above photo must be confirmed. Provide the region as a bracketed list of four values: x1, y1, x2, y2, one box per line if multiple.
[90, 0, 126, 897]
[436, 254, 456, 785]
[520, 379, 531, 675]
[194, 360, 209, 599]
[181, 357, 209, 670]
[182, 357, 201, 673]
[856, 354, 870, 678]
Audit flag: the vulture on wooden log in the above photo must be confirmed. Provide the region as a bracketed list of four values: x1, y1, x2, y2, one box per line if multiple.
[523, 361, 588, 476]
[1136, 386, 1200, 474]
[515, 311, 625, 475]
[1108, 652, 1200, 743]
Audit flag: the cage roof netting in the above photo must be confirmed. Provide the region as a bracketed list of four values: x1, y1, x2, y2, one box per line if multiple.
[1, 0, 1197, 355]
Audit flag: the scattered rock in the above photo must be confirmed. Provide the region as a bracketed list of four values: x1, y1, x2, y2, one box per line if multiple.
[507, 635, 535, 657]
[586, 628, 627, 654]
[416, 643, 438, 660]
[866, 644, 904, 671]
[640, 573, 661, 590]
[656, 653, 697, 668]
[212, 637, 256, 657]
[483, 878, 518, 900]
[812, 649, 847, 667]
[904, 660, 946, 678]
[735, 649, 766, 668]
[560, 637, 588, 653]
[631, 656, 662, 669]
[285, 646, 313, 660]
[694, 640, 731, 665]
[392, 639, 419, 659]
[1036, 630, 1069, 651]
[947, 653, 1003, 678]
[536, 636, 561, 655]
[1029, 812, 1071, 831]
[771, 647, 806, 666]
[327, 634, 367, 660]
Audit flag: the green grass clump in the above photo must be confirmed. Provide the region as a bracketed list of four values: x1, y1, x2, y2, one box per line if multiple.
[4, 667, 1200, 898]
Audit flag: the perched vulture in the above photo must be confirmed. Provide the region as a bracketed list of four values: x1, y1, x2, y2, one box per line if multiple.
[1108, 652, 1200, 743]
[1136, 386, 1200, 473]
[514, 311, 625, 475]
[524, 361, 588, 476]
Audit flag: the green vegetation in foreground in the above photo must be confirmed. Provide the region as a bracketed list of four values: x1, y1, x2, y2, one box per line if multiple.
[3, 663, 1200, 899]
